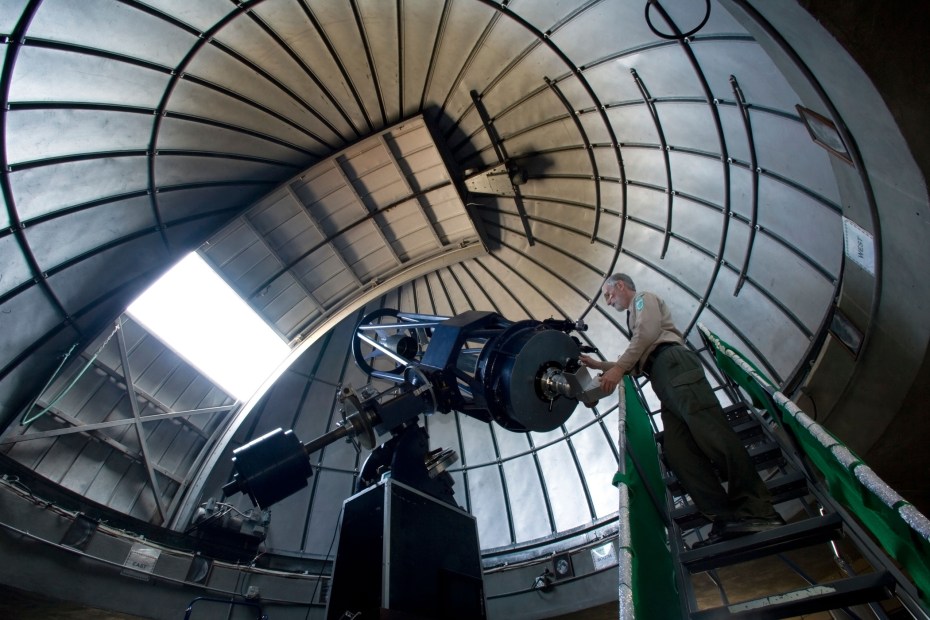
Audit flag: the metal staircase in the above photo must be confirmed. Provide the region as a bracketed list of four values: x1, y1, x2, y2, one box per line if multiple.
[634, 333, 930, 620]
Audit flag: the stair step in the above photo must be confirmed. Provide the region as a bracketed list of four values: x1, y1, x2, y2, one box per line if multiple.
[680, 513, 843, 573]
[746, 440, 784, 469]
[722, 402, 751, 420]
[732, 418, 765, 442]
[690, 571, 895, 620]
[671, 471, 809, 531]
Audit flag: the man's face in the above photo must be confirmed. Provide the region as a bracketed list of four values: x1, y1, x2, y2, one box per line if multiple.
[602, 281, 632, 311]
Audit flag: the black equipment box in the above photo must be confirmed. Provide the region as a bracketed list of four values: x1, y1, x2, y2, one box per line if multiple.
[326, 478, 486, 619]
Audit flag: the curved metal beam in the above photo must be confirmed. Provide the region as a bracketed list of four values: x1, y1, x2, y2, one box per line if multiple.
[631, 68, 675, 259]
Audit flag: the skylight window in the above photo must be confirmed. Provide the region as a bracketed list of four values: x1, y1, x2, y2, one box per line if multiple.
[127, 253, 290, 401]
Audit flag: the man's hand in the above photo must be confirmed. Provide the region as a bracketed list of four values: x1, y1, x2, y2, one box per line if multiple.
[580, 355, 623, 393]
[597, 365, 623, 394]
[579, 354, 603, 370]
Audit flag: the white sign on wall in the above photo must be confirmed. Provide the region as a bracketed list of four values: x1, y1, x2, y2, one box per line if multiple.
[121, 544, 160, 581]
[590, 540, 617, 571]
[842, 217, 875, 275]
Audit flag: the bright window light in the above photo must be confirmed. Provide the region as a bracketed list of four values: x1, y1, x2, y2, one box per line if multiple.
[127, 253, 290, 401]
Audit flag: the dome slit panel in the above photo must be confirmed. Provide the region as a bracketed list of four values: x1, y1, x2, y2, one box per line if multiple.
[58, 437, 114, 497]
[194, 114, 486, 344]
[331, 156, 402, 271]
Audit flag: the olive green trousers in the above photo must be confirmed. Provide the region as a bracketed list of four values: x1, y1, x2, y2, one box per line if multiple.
[649, 345, 777, 520]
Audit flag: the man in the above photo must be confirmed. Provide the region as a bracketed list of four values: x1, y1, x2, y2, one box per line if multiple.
[580, 273, 784, 544]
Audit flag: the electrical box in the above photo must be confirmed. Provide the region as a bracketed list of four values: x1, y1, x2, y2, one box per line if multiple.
[326, 477, 486, 619]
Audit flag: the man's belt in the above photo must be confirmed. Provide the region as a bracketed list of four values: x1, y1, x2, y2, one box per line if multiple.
[642, 342, 680, 376]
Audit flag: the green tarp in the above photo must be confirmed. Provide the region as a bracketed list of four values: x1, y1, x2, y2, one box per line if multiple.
[618, 376, 681, 619]
[705, 329, 930, 610]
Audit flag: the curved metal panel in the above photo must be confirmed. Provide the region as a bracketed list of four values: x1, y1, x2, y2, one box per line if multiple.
[6, 9, 914, 610]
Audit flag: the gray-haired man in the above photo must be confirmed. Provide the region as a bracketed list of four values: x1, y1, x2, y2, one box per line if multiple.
[581, 273, 784, 544]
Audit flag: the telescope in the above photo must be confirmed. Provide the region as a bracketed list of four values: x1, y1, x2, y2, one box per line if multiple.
[222, 309, 604, 508]
[220, 309, 605, 619]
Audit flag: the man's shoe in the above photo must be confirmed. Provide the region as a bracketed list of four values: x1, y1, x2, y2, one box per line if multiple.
[723, 514, 786, 536]
[691, 518, 733, 549]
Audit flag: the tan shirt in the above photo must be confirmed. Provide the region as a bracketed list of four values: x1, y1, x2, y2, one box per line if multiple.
[616, 291, 684, 375]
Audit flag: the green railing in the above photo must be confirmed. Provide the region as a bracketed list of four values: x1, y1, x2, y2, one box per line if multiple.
[700, 325, 930, 611]
[615, 375, 680, 619]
